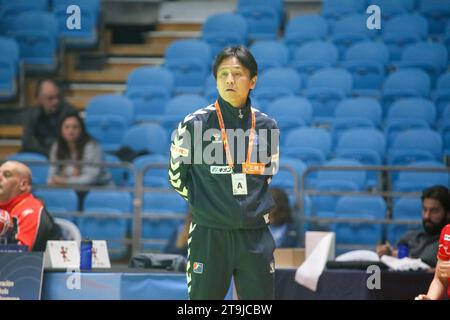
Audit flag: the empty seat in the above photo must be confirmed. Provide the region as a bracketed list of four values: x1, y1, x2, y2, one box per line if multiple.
[393, 161, 449, 192]
[432, 72, 450, 118]
[321, 0, 365, 21]
[291, 41, 338, 78]
[316, 158, 367, 190]
[202, 12, 247, 57]
[251, 67, 301, 111]
[237, 0, 280, 41]
[283, 15, 328, 57]
[382, 14, 428, 61]
[164, 39, 212, 94]
[250, 40, 289, 74]
[125, 66, 174, 122]
[131, 154, 169, 188]
[304, 68, 353, 124]
[370, 0, 408, 20]
[0, 0, 49, 35]
[7, 152, 49, 185]
[121, 123, 169, 156]
[80, 191, 132, 260]
[419, 0, 450, 35]
[342, 41, 389, 96]
[388, 129, 443, 165]
[33, 188, 78, 219]
[85, 94, 134, 152]
[270, 156, 307, 190]
[266, 96, 312, 135]
[0, 36, 19, 100]
[381, 69, 431, 116]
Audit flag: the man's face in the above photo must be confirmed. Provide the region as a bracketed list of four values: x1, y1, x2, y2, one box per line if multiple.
[422, 198, 448, 235]
[216, 56, 257, 108]
[0, 163, 27, 203]
[38, 82, 60, 114]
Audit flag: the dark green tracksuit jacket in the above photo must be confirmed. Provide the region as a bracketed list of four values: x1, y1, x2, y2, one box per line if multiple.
[168, 96, 280, 299]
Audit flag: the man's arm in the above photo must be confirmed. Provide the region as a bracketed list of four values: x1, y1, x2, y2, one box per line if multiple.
[415, 259, 448, 300]
[263, 120, 279, 178]
[21, 109, 47, 155]
[168, 120, 192, 201]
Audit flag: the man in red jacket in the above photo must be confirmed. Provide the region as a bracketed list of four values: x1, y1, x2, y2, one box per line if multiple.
[0, 161, 60, 251]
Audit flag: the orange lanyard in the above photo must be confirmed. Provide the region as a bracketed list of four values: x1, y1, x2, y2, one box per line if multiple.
[214, 100, 255, 170]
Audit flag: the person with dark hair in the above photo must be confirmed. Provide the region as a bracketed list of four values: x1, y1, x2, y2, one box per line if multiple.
[168, 46, 279, 299]
[22, 79, 76, 156]
[0, 161, 60, 251]
[47, 112, 111, 187]
[377, 185, 450, 267]
[269, 188, 299, 248]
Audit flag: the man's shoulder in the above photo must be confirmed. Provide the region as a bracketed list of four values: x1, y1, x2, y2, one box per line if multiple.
[180, 104, 215, 126]
[252, 107, 278, 129]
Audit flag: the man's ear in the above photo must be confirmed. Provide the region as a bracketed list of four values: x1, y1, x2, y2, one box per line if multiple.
[250, 76, 257, 89]
[19, 179, 29, 193]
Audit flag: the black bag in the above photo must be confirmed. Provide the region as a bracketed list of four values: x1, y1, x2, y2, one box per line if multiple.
[113, 146, 150, 162]
[128, 253, 186, 272]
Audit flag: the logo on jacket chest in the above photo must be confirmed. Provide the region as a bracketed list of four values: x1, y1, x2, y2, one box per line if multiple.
[210, 166, 232, 174]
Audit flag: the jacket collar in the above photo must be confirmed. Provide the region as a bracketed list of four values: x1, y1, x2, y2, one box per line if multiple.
[218, 96, 252, 120]
[0, 193, 32, 213]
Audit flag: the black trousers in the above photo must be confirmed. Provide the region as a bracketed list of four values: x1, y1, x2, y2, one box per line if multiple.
[186, 223, 275, 300]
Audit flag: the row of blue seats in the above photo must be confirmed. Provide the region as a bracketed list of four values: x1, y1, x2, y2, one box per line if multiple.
[33, 189, 188, 256]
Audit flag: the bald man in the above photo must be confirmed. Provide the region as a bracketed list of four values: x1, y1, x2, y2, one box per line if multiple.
[21, 79, 76, 156]
[0, 161, 60, 251]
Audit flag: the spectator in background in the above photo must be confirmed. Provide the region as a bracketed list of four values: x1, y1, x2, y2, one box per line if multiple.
[22, 79, 76, 156]
[0, 161, 60, 251]
[377, 185, 450, 267]
[164, 211, 193, 256]
[269, 188, 299, 248]
[47, 112, 111, 207]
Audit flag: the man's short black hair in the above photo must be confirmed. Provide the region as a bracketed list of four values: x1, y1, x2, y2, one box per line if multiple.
[421, 185, 450, 212]
[212, 46, 258, 79]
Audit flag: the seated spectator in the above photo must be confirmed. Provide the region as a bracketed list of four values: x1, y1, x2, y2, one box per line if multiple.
[164, 211, 192, 257]
[22, 79, 76, 156]
[48, 112, 111, 187]
[0, 161, 61, 251]
[415, 223, 450, 300]
[269, 188, 299, 248]
[377, 185, 450, 267]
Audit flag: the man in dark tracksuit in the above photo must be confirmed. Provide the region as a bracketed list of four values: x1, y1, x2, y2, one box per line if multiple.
[168, 46, 279, 300]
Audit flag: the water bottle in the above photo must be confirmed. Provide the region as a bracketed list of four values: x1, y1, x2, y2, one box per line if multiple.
[397, 243, 409, 259]
[80, 239, 93, 270]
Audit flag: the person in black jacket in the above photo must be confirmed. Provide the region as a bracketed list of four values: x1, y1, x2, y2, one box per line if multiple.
[168, 46, 279, 300]
[21, 79, 76, 156]
[269, 188, 299, 248]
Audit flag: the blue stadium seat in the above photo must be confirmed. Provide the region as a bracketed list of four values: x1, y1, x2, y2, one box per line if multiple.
[121, 123, 168, 156]
[7, 152, 49, 185]
[335, 128, 385, 188]
[85, 94, 134, 152]
[396, 42, 448, 86]
[321, 0, 365, 22]
[331, 14, 378, 58]
[381, 69, 431, 116]
[388, 129, 443, 165]
[432, 72, 450, 118]
[162, 94, 208, 133]
[125, 66, 174, 122]
[445, 22, 450, 60]
[0, 0, 49, 35]
[53, 0, 99, 48]
[202, 12, 247, 57]
[316, 158, 367, 190]
[12, 11, 59, 72]
[103, 153, 130, 187]
[370, 0, 408, 20]
[419, 0, 450, 35]
[384, 98, 436, 147]
[0, 36, 19, 100]
[80, 191, 132, 260]
[284, 127, 332, 167]
[291, 41, 338, 79]
[131, 154, 169, 188]
[440, 105, 450, 156]
[333, 195, 386, 245]
[249, 40, 289, 74]
[34, 188, 78, 221]
[283, 15, 328, 57]
[266, 96, 312, 135]
[304, 68, 353, 124]
[382, 14, 428, 62]
[392, 197, 423, 220]
[142, 191, 188, 251]
[251, 67, 301, 111]
[237, 0, 280, 41]
[164, 39, 212, 94]
[270, 156, 307, 190]
[393, 161, 449, 192]
[342, 41, 389, 96]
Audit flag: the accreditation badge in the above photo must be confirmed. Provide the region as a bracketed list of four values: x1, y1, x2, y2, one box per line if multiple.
[231, 173, 248, 195]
